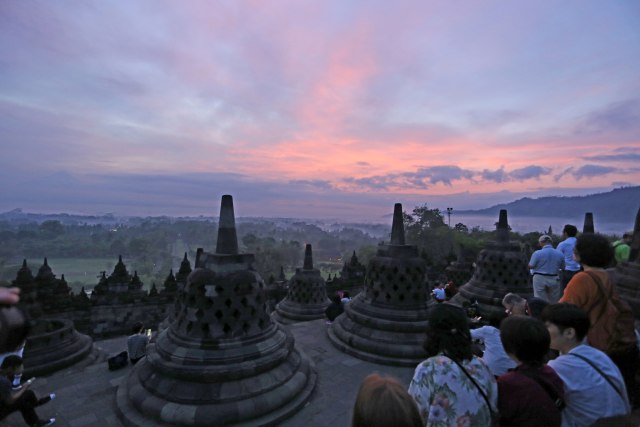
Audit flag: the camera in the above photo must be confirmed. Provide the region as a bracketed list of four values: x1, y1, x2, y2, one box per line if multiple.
[0, 305, 30, 353]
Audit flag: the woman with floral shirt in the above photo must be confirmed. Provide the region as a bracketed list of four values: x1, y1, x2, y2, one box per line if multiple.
[408, 304, 497, 426]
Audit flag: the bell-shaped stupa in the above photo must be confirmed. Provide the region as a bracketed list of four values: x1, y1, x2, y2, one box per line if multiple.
[273, 244, 330, 324]
[13, 259, 97, 377]
[327, 203, 430, 366]
[452, 210, 532, 321]
[117, 195, 316, 426]
[611, 208, 640, 318]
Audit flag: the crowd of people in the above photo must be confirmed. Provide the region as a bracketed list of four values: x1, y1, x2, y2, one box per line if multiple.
[351, 229, 639, 427]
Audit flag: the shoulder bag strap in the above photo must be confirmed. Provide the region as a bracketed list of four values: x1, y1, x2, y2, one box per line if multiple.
[568, 352, 625, 403]
[584, 271, 613, 322]
[517, 369, 565, 409]
[447, 355, 494, 416]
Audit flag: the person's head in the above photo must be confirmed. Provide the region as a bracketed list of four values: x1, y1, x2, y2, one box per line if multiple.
[623, 232, 633, 244]
[500, 315, 550, 365]
[352, 374, 422, 427]
[424, 303, 472, 362]
[541, 303, 590, 353]
[343, 291, 350, 298]
[538, 235, 552, 247]
[0, 355, 24, 376]
[574, 233, 614, 268]
[502, 293, 528, 316]
[563, 224, 578, 238]
[526, 297, 549, 320]
[132, 322, 144, 335]
[332, 294, 342, 304]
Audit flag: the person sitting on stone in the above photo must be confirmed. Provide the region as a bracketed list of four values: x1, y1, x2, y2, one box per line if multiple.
[502, 293, 528, 316]
[470, 311, 517, 377]
[352, 374, 422, 427]
[542, 303, 630, 426]
[341, 291, 351, 304]
[0, 356, 55, 427]
[127, 322, 150, 365]
[444, 281, 457, 300]
[409, 304, 497, 426]
[431, 283, 446, 303]
[325, 294, 344, 323]
[497, 315, 564, 427]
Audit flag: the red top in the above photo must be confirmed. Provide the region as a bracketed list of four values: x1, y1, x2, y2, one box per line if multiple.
[498, 364, 564, 427]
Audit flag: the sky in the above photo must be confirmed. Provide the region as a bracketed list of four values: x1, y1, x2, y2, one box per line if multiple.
[1, 1, 639, 221]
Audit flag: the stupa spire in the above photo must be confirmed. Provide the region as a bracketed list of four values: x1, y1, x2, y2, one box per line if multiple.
[583, 212, 594, 234]
[303, 244, 313, 270]
[215, 195, 239, 255]
[390, 203, 406, 245]
[496, 209, 510, 242]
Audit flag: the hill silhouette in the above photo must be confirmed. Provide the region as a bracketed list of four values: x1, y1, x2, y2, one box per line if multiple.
[458, 186, 640, 223]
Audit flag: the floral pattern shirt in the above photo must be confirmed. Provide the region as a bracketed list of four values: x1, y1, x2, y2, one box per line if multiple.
[408, 354, 497, 427]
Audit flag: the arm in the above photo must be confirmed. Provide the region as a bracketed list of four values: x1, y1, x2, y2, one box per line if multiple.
[408, 362, 434, 423]
[4, 383, 30, 405]
[528, 252, 538, 270]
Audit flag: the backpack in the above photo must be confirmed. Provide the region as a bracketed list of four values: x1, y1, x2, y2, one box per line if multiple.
[107, 351, 128, 371]
[586, 271, 636, 354]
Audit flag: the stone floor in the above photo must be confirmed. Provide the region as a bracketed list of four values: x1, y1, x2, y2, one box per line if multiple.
[0, 319, 415, 427]
[1, 319, 638, 426]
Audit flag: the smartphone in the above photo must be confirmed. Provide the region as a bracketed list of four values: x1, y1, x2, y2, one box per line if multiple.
[146, 329, 152, 337]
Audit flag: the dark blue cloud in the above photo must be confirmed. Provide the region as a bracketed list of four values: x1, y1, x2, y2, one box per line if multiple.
[572, 164, 617, 179]
[578, 99, 640, 135]
[509, 165, 550, 180]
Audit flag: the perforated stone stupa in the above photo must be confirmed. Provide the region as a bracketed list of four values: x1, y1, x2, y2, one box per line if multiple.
[117, 195, 316, 426]
[273, 244, 330, 324]
[452, 210, 532, 321]
[13, 259, 96, 377]
[327, 203, 430, 366]
[612, 208, 640, 318]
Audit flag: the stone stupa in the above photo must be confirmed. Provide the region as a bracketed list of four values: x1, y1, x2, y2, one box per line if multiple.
[451, 210, 532, 321]
[272, 244, 330, 324]
[117, 195, 317, 426]
[327, 203, 430, 366]
[14, 259, 97, 377]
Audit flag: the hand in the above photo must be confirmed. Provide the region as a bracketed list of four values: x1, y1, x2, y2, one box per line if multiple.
[0, 287, 20, 304]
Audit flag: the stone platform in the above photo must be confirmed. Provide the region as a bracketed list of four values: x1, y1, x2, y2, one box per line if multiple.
[0, 319, 413, 427]
[3, 319, 638, 427]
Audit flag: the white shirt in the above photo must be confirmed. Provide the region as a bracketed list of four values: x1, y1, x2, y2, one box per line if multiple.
[432, 288, 446, 300]
[470, 326, 517, 376]
[547, 344, 630, 427]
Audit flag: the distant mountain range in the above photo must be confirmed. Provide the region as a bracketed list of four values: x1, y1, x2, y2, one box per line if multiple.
[458, 186, 640, 223]
[2, 186, 639, 227]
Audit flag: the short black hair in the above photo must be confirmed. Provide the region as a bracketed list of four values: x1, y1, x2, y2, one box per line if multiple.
[0, 355, 23, 370]
[424, 303, 472, 362]
[563, 224, 578, 237]
[574, 233, 613, 268]
[526, 297, 549, 320]
[132, 322, 144, 334]
[500, 315, 549, 364]
[541, 303, 590, 341]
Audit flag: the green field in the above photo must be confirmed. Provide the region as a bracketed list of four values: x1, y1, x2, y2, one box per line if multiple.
[1, 258, 129, 294]
[39, 258, 115, 292]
